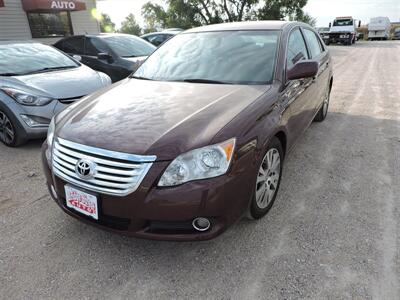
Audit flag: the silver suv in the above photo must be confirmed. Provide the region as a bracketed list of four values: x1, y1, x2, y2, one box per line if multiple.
[0, 41, 111, 147]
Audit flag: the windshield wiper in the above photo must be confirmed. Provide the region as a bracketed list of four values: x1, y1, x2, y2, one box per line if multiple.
[181, 78, 229, 84]
[122, 55, 137, 58]
[28, 66, 77, 74]
[130, 75, 152, 80]
[0, 72, 21, 76]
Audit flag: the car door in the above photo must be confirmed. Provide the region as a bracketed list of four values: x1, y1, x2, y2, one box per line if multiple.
[280, 27, 319, 148]
[301, 28, 330, 112]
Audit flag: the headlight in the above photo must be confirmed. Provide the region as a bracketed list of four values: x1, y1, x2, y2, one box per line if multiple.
[45, 117, 55, 165]
[158, 138, 236, 187]
[1, 87, 54, 106]
[47, 117, 55, 148]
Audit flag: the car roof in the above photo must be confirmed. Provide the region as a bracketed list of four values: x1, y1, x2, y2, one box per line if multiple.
[141, 32, 178, 38]
[185, 21, 294, 33]
[62, 33, 140, 39]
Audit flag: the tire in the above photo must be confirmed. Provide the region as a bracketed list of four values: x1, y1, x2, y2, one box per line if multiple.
[0, 109, 26, 147]
[314, 84, 330, 122]
[248, 137, 284, 220]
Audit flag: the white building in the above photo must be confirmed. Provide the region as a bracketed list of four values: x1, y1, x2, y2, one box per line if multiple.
[0, 0, 100, 44]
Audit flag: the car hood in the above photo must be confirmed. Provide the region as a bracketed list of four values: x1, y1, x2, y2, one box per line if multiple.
[10, 65, 109, 99]
[56, 79, 269, 160]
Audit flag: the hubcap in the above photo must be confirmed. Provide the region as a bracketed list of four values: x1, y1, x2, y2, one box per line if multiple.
[0, 111, 14, 144]
[255, 148, 281, 209]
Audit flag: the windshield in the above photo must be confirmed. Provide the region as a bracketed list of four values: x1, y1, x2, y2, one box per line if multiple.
[333, 19, 353, 26]
[0, 43, 79, 76]
[134, 30, 280, 85]
[103, 35, 156, 57]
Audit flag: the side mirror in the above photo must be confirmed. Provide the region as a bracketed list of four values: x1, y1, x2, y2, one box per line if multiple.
[329, 22, 332, 28]
[358, 20, 361, 28]
[97, 52, 112, 60]
[287, 60, 318, 81]
[72, 55, 82, 62]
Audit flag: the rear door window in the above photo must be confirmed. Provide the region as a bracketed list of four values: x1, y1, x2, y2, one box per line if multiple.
[58, 36, 84, 55]
[303, 29, 323, 58]
[148, 34, 170, 46]
[85, 37, 109, 56]
[287, 28, 309, 68]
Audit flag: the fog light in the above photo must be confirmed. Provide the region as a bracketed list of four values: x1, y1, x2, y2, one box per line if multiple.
[192, 217, 211, 232]
[20, 115, 50, 127]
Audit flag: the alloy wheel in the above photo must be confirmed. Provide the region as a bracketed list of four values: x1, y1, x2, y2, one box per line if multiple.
[0, 111, 15, 145]
[255, 148, 281, 209]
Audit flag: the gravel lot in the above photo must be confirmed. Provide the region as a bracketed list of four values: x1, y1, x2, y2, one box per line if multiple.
[1, 41, 399, 299]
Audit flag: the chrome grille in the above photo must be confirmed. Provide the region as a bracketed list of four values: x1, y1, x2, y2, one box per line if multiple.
[52, 138, 156, 196]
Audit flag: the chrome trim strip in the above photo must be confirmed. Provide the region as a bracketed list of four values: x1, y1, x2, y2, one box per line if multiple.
[57, 138, 157, 163]
[54, 142, 144, 169]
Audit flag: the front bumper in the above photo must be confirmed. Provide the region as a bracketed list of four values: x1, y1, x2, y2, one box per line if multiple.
[42, 142, 257, 241]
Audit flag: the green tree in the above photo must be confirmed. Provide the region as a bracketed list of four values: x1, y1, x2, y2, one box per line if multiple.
[292, 11, 316, 27]
[142, 0, 313, 30]
[99, 13, 116, 33]
[120, 13, 142, 35]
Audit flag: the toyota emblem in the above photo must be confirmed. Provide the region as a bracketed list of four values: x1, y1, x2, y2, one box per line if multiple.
[75, 159, 96, 179]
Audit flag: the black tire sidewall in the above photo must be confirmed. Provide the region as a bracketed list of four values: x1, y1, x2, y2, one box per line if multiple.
[250, 137, 284, 219]
[314, 85, 331, 122]
[0, 108, 25, 147]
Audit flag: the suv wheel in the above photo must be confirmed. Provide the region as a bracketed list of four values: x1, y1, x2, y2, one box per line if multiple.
[248, 137, 283, 219]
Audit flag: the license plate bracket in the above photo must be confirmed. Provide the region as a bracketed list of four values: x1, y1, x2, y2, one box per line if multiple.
[65, 185, 99, 220]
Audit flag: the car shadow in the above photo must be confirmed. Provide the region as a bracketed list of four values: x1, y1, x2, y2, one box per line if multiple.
[41, 110, 400, 297]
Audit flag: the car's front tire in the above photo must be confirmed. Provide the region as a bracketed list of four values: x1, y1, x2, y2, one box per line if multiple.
[248, 137, 284, 219]
[0, 109, 26, 147]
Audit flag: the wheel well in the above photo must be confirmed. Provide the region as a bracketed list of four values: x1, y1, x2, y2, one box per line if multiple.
[274, 131, 287, 156]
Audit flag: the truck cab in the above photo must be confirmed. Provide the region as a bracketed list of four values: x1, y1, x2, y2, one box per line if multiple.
[327, 16, 359, 45]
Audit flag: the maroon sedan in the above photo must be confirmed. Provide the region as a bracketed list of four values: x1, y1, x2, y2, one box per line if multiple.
[42, 21, 333, 241]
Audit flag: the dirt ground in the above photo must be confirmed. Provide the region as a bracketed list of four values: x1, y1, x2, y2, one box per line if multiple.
[1, 41, 399, 299]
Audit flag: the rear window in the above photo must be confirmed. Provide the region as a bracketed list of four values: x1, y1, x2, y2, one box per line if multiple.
[303, 29, 323, 58]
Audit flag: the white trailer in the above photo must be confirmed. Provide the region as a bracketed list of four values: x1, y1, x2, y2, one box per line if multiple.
[368, 17, 391, 40]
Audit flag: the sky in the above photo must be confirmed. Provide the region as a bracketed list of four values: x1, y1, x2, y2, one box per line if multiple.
[96, 0, 400, 29]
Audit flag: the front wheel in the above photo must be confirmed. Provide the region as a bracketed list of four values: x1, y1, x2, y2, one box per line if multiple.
[0, 110, 26, 147]
[248, 137, 284, 219]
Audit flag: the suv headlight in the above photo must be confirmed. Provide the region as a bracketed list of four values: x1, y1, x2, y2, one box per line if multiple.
[1, 87, 54, 106]
[158, 138, 236, 187]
